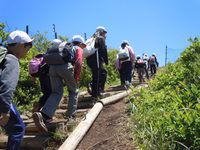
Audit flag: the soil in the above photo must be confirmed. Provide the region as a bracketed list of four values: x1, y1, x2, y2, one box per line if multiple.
[77, 98, 136, 150]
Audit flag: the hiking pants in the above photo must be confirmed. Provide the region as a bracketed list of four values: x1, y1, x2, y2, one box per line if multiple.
[144, 66, 149, 79]
[39, 74, 52, 107]
[41, 64, 78, 118]
[121, 61, 133, 84]
[150, 64, 156, 75]
[3, 104, 25, 150]
[99, 67, 107, 92]
[137, 68, 145, 82]
[119, 69, 124, 85]
[87, 59, 105, 97]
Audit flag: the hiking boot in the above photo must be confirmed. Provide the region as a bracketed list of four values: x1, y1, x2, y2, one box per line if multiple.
[32, 112, 48, 133]
[87, 82, 92, 95]
[91, 96, 99, 105]
[98, 92, 104, 99]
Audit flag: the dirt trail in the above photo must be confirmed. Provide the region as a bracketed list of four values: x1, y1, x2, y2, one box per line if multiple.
[77, 98, 136, 150]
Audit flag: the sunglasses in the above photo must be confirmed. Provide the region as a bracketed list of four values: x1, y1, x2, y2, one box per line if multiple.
[24, 42, 33, 49]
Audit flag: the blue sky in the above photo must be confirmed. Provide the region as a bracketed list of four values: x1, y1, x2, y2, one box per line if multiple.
[1, 0, 200, 66]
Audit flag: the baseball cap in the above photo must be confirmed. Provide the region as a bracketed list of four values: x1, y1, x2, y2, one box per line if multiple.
[136, 55, 141, 59]
[72, 35, 86, 46]
[7, 30, 33, 44]
[96, 26, 107, 33]
[122, 40, 129, 45]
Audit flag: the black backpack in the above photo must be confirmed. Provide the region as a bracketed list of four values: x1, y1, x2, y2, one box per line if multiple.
[44, 42, 75, 65]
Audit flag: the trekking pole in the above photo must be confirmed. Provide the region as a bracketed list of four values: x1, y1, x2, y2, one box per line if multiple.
[96, 48, 100, 96]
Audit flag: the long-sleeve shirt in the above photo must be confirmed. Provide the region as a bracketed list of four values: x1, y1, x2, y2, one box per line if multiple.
[73, 46, 83, 82]
[0, 51, 19, 114]
[95, 35, 108, 65]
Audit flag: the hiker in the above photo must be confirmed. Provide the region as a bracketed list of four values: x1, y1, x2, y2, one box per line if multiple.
[0, 30, 33, 150]
[142, 53, 149, 80]
[149, 53, 159, 76]
[33, 35, 86, 133]
[86, 26, 108, 99]
[135, 55, 146, 83]
[116, 41, 135, 87]
[122, 40, 136, 78]
[30, 39, 62, 112]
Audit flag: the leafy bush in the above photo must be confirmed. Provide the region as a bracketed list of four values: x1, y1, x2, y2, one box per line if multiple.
[131, 38, 200, 149]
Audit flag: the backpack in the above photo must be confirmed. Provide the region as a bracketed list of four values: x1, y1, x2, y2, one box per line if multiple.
[0, 46, 7, 67]
[28, 54, 48, 77]
[83, 37, 97, 58]
[118, 47, 130, 61]
[137, 59, 144, 64]
[44, 42, 75, 65]
[149, 56, 156, 64]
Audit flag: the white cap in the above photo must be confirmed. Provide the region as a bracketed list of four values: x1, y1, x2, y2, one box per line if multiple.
[122, 40, 129, 45]
[143, 53, 147, 56]
[96, 26, 107, 33]
[72, 35, 85, 43]
[136, 55, 141, 58]
[7, 30, 33, 44]
[52, 39, 62, 49]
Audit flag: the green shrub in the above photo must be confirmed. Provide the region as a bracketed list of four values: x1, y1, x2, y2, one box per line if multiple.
[131, 38, 200, 149]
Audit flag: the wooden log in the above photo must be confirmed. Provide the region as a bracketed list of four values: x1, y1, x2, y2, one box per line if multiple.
[58, 102, 103, 150]
[58, 90, 130, 150]
[25, 119, 68, 134]
[0, 135, 51, 149]
[0, 136, 7, 148]
[21, 115, 29, 120]
[59, 101, 94, 109]
[101, 90, 131, 105]
[55, 109, 89, 115]
[61, 91, 88, 104]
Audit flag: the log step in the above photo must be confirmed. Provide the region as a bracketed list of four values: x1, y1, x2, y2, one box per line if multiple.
[25, 119, 68, 134]
[0, 135, 51, 150]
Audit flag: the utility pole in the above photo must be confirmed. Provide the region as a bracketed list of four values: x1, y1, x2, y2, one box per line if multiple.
[53, 24, 57, 39]
[84, 33, 87, 41]
[26, 25, 29, 34]
[165, 45, 168, 66]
